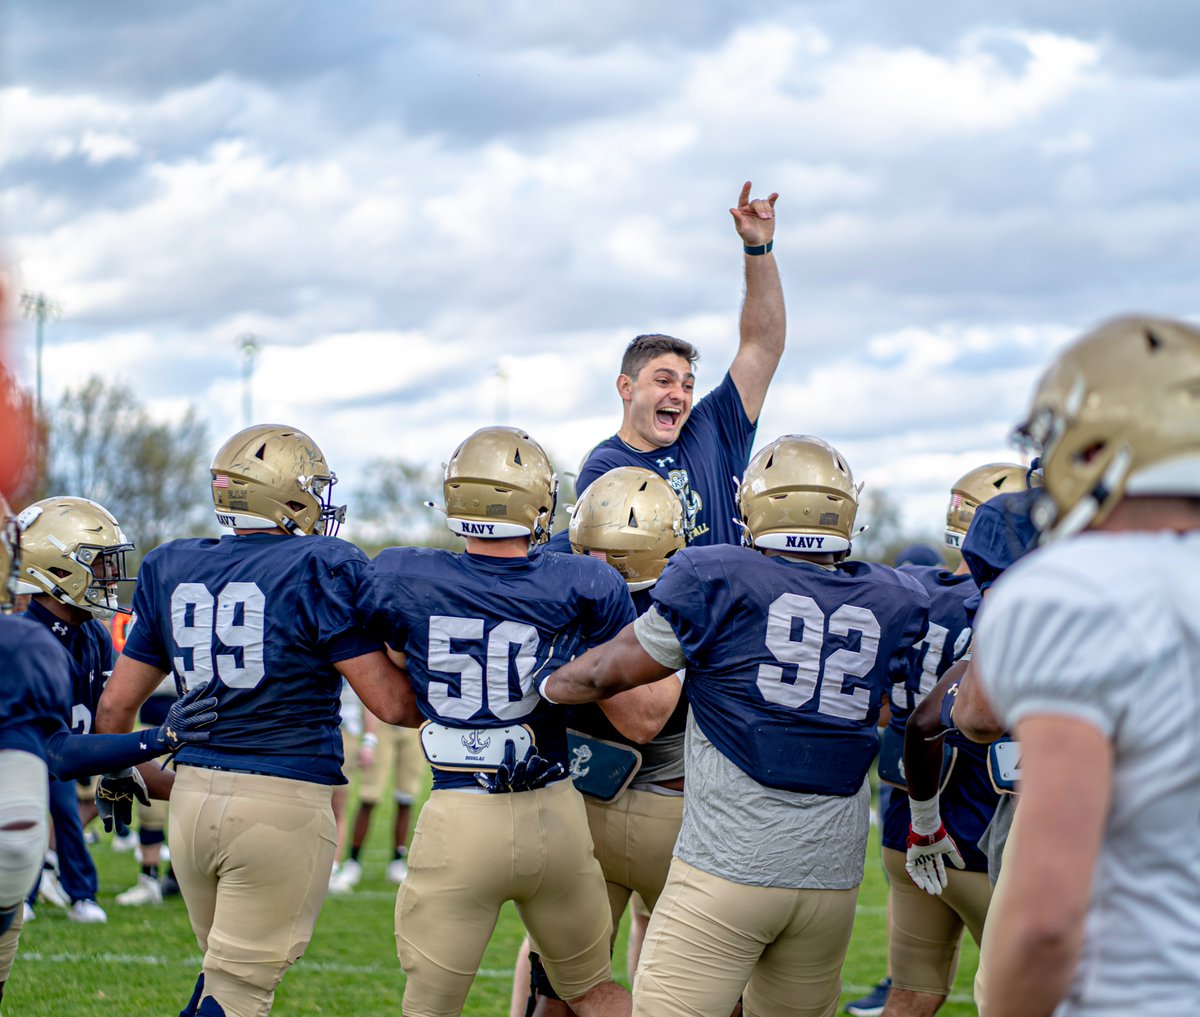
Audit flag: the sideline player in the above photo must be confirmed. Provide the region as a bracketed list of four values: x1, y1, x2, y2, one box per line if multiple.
[873, 468, 1023, 1017]
[551, 181, 785, 549]
[543, 435, 931, 1017]
[973, 316, 1200, 1017]
[368, 427, 680, 1017]
[96, 423, 419, 1017]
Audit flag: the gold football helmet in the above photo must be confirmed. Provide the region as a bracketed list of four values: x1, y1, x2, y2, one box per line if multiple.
[1014, 315, 1200, 539]
[443, 427, 557, 544]
[210, 424, 346, 536]
[15, 496, 134, 618]
[738, 435, 862, 553]
[569, 467, 685, 590]
[0, 494, 18, 610]
[944, 463, 1029, 550]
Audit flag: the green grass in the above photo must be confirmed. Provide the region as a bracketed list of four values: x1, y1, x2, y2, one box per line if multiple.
[9, 790, 979, 1015]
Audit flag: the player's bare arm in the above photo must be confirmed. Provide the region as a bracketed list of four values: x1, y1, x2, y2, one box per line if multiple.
[950, 659, 1004, 743]
[982, 714, 1110, 1017]
[597, 673, 683, 744]
[728, 180, 785, 423]
[96, 654, 171, 734]
[543, 623, 674, 704]
[339, 649, 422, 728]
[903, 662, 963, 802]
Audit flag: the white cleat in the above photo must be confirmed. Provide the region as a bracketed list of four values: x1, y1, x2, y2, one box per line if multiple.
[22, 902, 35, 922]
[68, 899, 108, 924]
[326, 865, 354, 896]
[386, 857, 409, 885]
[116, 874, 163, 906]
[338, 859, 363, 887]
[38, 869, 70, 910]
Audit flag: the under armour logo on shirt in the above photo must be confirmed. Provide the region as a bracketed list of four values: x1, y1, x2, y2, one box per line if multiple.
[51, 622, 69, 637]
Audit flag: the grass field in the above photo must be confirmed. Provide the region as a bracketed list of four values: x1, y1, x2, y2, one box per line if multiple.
[8, 786, 980, 1016]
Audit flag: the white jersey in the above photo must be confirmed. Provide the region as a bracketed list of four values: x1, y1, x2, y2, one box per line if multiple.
[977, 531, 1200, 1017]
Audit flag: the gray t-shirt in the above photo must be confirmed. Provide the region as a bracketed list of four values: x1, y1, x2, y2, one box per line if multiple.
[636, 606, 870, 890]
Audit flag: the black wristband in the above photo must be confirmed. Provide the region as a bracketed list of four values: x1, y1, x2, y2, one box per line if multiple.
[743, 240, 774, 256]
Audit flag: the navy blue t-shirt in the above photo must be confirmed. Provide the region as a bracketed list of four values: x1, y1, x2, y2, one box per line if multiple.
[651, 547, 930, 795]
[961, 490, 1040, 593]
[22, 599, 115, 736]
[882, 565, 997, 872]
[367, 548, 636, 789]
[565, 587, 689, 748]
[122, 533, 380, 785]
[553, 371, 756, 550]
[0, 615, 72, 762]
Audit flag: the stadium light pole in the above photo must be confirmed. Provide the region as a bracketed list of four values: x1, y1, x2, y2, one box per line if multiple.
[20, 290, 62, 419]
[238, 333, 261, 426]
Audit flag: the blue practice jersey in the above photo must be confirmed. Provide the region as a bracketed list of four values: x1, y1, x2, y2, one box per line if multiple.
[22, 599, 115, 736]
[651, 547, 930, 795]
[552, 371, 756, 550]
[367, 548, 636, 789]
[122, 533, 380, 785]
[882, 565, 998, 872]
[0, 614, 72, 763]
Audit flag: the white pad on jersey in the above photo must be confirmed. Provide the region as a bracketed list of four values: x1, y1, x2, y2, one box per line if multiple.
[0, 750, 50, 907]
[419, 721, 534, 772]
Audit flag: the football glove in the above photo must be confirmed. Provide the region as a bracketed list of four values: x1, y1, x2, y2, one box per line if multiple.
[96, 767, 151, 836]
[905, 823, 966, 896]
[145, 682, 220, 754]
[475, 739, 565, 794]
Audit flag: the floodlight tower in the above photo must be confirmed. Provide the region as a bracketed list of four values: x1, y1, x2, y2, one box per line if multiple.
[20, 290, 62, 418]
[238, 333, 261, 426]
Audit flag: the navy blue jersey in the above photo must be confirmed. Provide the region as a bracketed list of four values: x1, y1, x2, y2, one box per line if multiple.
[0, 614, 72, 762]
[367, 548, 636, 789]
[565, 371, 756, 548]
[887, 567, 976, 730]
[122, 533, 380, 785]
[881, 566, 998, 871]
[651, 547, 930, 795]
[961, 489, 1040, 593]
[22, 599, 115, 735]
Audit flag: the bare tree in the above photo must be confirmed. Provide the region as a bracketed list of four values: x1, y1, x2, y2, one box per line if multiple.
[42, 377, 212, 551]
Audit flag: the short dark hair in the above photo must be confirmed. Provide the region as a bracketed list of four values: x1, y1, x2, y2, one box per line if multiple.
[619, 334, 700, 379]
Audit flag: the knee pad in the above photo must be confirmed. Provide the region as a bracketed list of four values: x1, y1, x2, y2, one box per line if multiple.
[0, 752, 49, 908]
[196, 997, 227, 1017]
[0, 902, 19, 937]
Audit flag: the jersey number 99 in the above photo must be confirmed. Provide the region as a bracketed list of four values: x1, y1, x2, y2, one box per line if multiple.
[170, 582, 266, 691]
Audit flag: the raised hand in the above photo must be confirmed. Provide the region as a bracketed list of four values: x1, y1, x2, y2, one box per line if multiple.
[730, 180, 779, 248]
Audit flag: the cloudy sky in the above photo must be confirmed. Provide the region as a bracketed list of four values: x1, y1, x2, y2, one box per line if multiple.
[3, 1, 1197, 538]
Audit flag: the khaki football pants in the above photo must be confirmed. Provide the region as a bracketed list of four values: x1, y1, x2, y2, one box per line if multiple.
[396, 779, 614, 1017]
[169, 766, 336, 1017]
[359, 725, 424, 805]
[882, 847, 992, 995]
[633, 858, 859, 1017]
[584, 789, 684, 935]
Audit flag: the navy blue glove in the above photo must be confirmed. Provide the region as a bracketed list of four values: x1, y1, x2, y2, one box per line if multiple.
[96, 767, 151, 836]
[475, 740, 565, 794]
[146, 682, 219, 754]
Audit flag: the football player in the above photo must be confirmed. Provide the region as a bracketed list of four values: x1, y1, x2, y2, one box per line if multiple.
[872, 467, 1025, 1017]
[543, 435, 931, 1017]
[367, 428, 681, 1017]
[0, 495, 216, 1012]
[519, 467, 688, 1015]
[95, 424, 420, 1017]
[15, 496, 149, 923]
[546, 181, 784, 551]
[971, 316, 1200, 1017]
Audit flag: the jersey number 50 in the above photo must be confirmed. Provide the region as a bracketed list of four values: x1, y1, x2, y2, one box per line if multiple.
[170, 582, 266, 691]
[758, 593, 881, 721]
